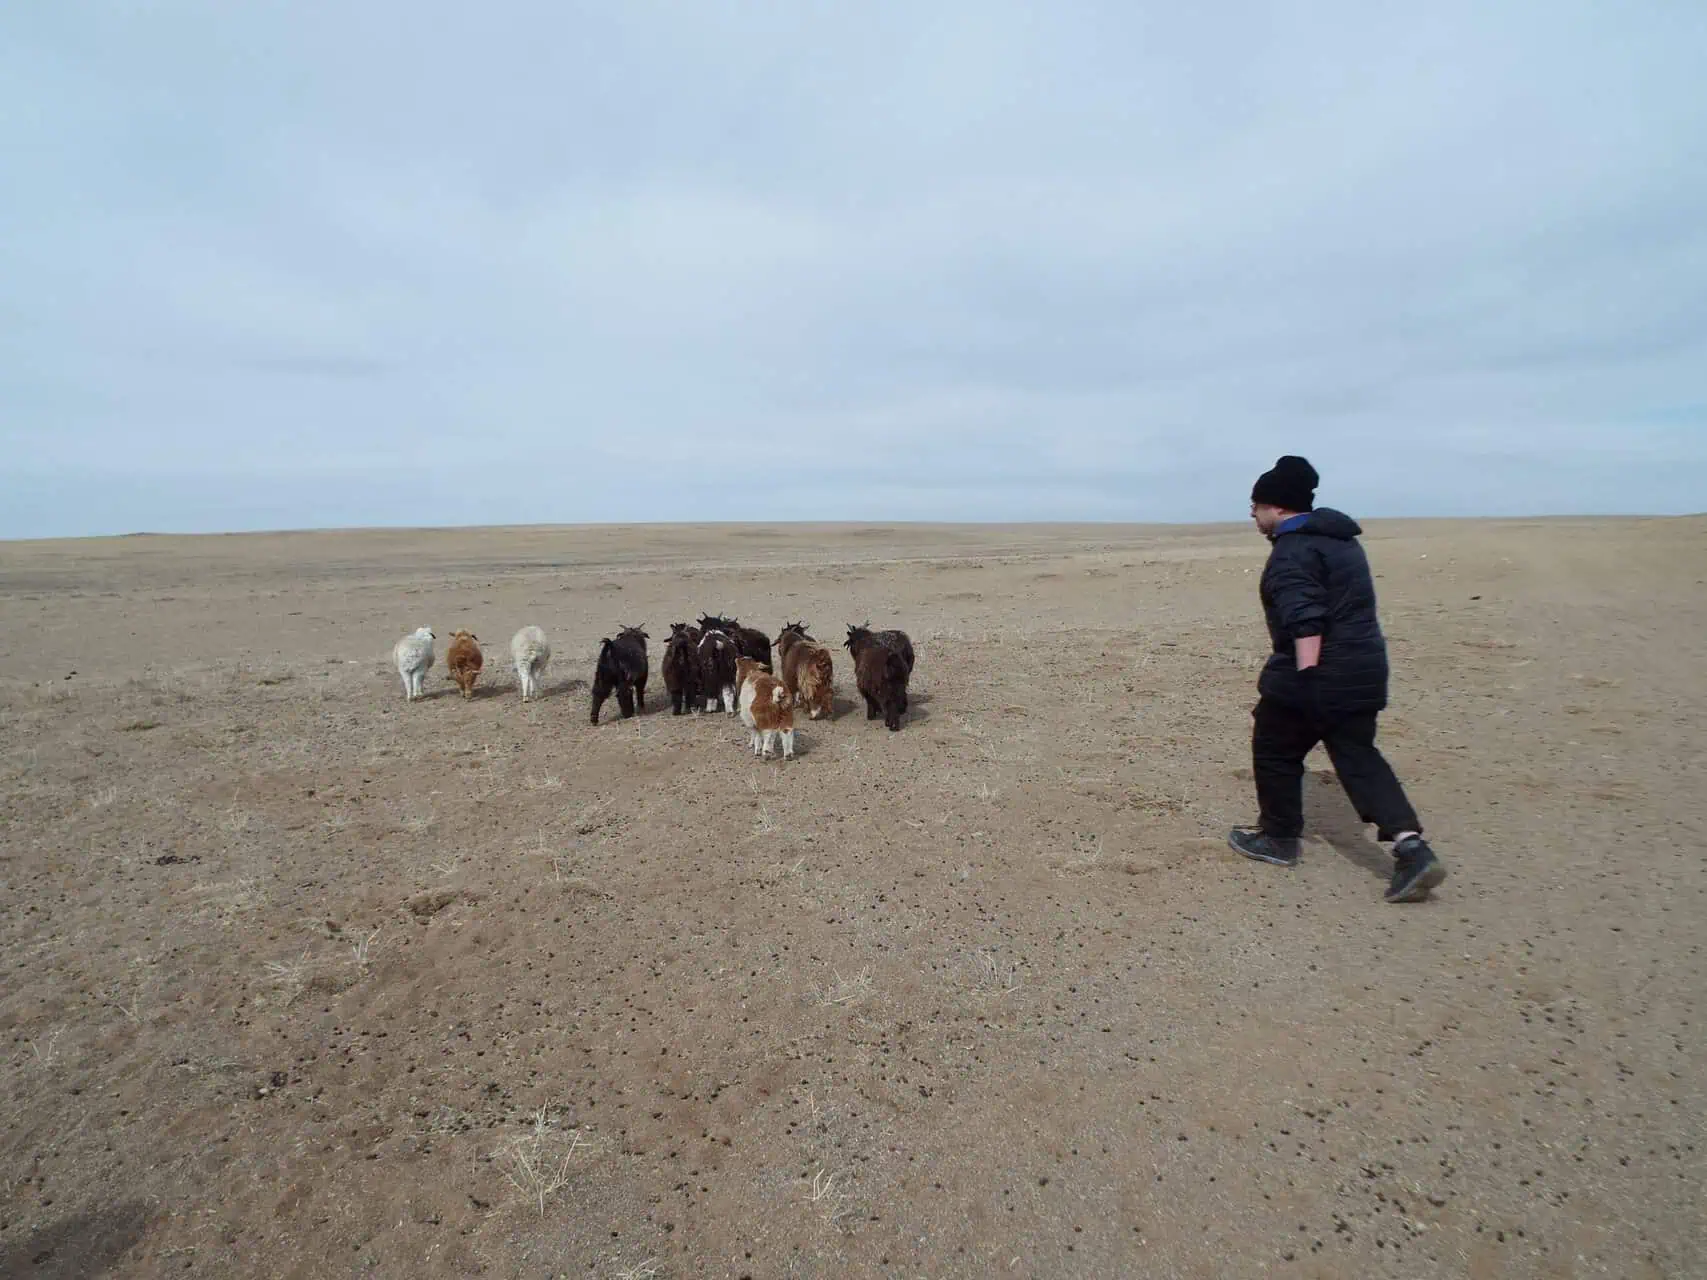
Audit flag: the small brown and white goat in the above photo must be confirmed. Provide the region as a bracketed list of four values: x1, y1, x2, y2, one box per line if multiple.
[446, 630, 483, 699]
[776, 621, 835, 720]
[736, 657, 794, 759]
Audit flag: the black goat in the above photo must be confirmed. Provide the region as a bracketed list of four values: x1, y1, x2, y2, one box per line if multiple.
[844, 622, 913, 731]
[662, 622, 701, 716]
[591, 625, 649, 724]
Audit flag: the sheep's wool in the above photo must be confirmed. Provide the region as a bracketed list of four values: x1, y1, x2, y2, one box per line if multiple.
[394, 627, 434, 675]
[510, 625, 550, 672]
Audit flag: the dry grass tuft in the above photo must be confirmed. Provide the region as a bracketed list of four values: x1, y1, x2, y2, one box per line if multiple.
[813, 967, 873, 1007]
[398, 807, 436, 835]
[264, 950, 313, 1005]
[967, 948, 1023, 997]
[25, 1027, 64, 1068]
[807, 1165, 855, 1226]
[350, 927, 380, 969]
[573, 799, 614, 836]
[220, 800, 252, 834]
[102, 986, 144, 1024]
[1045, 832, 1105, 874]
[492, 1108, 607, 1217]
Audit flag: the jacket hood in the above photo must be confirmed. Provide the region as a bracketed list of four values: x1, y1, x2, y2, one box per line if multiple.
[1280, 507, 1362, 540]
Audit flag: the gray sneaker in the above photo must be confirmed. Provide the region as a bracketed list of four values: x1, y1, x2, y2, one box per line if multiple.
[1229, 829, 1300, 867]
[1386, 836, 1447, 902]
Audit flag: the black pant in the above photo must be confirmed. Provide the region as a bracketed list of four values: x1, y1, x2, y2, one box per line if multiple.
[1252, 696, 1422, 842]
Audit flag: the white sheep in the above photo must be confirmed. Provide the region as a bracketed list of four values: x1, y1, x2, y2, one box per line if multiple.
[511, 625, 551, 701]
[393, 626, 435, 700]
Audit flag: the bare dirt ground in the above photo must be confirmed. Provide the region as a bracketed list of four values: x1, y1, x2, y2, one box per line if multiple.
[1, 517, 1702, 1280]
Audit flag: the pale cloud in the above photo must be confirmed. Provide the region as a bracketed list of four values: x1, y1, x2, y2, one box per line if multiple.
[2, 1, 1703, 535]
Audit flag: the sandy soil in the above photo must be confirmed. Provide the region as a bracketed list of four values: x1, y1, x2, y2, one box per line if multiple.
[1, 518, 1702, 1279]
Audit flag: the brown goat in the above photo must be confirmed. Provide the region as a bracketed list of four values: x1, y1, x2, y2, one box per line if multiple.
[446, 630, 483, 700]
[776, 622, 835, 720]
[735, 657, 794, 759]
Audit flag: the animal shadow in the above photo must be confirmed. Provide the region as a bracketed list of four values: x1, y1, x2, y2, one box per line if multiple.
[537, 678, 587, 702]
[1304, 770, 1389, 878]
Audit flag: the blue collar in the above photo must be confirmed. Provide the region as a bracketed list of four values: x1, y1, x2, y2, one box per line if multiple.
[1275, 512, 1311, 534]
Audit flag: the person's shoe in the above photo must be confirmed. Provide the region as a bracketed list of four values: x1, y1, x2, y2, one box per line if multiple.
[1386, 836, 1447, 902]
[1229, 829, 1300, 867]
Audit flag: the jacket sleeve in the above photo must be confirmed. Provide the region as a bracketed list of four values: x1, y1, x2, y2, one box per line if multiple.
[1267, 541, 1328, 638]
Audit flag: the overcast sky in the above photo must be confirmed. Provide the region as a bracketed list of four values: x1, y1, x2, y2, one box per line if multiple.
[2, 2, 1703, 537]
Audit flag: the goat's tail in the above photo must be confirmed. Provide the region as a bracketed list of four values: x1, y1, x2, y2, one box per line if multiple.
[771, 684, 789, 708]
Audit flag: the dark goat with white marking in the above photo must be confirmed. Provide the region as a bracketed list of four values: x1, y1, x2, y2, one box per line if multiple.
[697, 613, 771, 667]
[697, 627, 740, 714]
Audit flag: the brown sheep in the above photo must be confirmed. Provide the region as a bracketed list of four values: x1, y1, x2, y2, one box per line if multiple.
[776, 621, 835, 720]
[445, 630, 483, 700]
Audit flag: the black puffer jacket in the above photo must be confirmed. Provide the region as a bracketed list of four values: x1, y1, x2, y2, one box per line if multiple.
[1258, 508, 1389, 718]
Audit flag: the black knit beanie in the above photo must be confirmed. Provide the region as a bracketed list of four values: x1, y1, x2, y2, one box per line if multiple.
[1251, 455, 1318, 512]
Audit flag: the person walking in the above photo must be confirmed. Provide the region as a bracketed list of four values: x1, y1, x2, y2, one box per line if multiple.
[1228, 455, 1448, 903]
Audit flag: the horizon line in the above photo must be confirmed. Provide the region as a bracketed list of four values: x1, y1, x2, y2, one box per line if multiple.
[3, 510, 1701, 547]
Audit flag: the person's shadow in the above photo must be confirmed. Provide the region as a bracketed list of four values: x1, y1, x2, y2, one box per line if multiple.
[1304, 769, 1391, 879]
[0, 1201, 150, 1279]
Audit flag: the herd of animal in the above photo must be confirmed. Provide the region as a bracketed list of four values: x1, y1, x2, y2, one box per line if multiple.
[390, 614, 916, 759]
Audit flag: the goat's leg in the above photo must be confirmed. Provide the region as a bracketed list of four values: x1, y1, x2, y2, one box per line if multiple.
[781, 729, 795, 759]
[864, 692, 879, 719]
[617, 685, 635, 718]
[636, 676, 646, 712]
